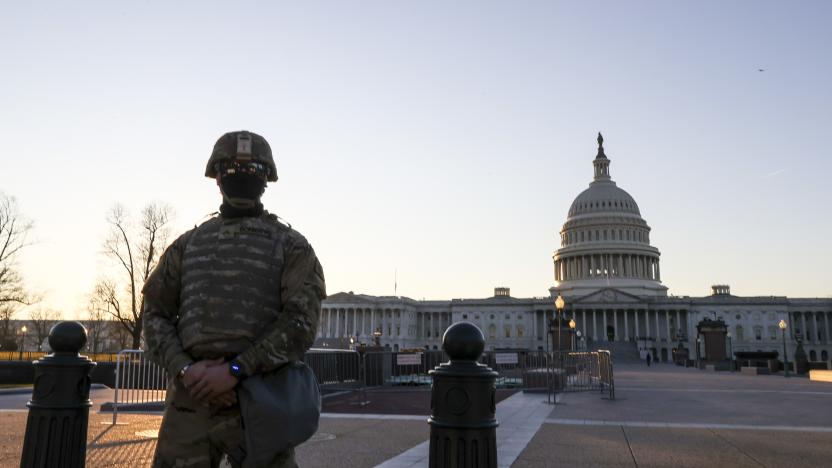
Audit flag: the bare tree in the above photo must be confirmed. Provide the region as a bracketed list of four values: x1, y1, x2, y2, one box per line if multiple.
[0, 193, 34, 308]
[29, 307, 60, 351]
[97, 203, 173, 349]
[0, 193, 35, 352]
[84, 298, 108, 355]
[0, 303, 18, 351]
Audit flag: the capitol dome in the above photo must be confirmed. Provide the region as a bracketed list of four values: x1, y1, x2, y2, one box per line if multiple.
[552, 134, 667, 298]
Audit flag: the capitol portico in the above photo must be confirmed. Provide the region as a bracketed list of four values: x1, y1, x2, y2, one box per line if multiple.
[317, 135, 832, 368]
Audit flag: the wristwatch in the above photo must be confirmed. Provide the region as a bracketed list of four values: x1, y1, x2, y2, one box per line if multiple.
[178, 363, 192, 379]
[228, 360, 246, 380]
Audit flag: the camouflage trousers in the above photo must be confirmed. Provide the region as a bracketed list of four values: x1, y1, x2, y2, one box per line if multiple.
[152, 379, 296, 468]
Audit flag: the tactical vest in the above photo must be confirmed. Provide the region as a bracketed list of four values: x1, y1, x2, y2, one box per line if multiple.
[177, 214, 286, 359]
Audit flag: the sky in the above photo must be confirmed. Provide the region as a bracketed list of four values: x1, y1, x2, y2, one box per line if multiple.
[1, 1, 830, 320]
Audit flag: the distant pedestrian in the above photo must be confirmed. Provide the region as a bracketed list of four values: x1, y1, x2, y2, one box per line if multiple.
[646, 353, 652, 367]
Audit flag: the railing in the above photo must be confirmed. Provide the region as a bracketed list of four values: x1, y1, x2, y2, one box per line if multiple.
[111, 350, 168, 424]
[598, 349, 615, 399]
[103, 347, 614, 424]
[304, 349, 361, 386]
[301, 349, 614, 397]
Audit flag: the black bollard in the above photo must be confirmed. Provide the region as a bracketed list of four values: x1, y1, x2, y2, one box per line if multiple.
[428, 322, 498, 468]
[20, 321, 96, 468]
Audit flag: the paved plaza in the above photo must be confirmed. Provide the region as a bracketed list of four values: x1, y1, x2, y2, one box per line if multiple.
[1, 364, 831, 467]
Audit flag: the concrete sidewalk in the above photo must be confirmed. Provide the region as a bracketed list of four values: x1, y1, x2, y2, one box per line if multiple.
[514, 364, 832, 467]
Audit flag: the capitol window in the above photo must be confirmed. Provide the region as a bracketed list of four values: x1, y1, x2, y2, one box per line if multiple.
[504, 325, 511, 338]
[517, 325, 524, 337]
[754, 326, 762, 341]
[489, 324, 497, 339]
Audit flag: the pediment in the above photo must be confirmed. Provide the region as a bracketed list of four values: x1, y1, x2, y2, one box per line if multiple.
[324, 292, 377, 304]
[571, 287, 645, 304]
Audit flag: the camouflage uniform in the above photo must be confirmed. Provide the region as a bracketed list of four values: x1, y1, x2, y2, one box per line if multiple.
[142, 211, 326, 468]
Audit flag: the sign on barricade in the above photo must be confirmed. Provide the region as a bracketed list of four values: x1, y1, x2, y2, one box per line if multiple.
[396, 353, 422, 366]
[495, 353, 518, 365]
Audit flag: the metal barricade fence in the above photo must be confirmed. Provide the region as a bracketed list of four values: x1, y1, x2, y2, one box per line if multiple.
[112, 350, 168, 424]
[108, 347, 614, 423]
[304, 349, 361, 387]
[598, 349, 615, 399]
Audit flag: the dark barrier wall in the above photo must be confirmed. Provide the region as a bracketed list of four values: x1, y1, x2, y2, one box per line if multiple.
[0, 362, 117, 387]
[0, 361, 35, 385]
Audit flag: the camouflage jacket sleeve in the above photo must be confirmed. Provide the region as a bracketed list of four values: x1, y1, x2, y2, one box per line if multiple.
[141, 230, 195, 377]
[235, 230, 326, 375]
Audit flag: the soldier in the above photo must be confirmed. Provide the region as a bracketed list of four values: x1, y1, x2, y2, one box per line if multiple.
[142, 130, 326, 468]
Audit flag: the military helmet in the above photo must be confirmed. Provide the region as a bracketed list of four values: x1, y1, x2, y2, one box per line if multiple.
[205, 130, 278, 182]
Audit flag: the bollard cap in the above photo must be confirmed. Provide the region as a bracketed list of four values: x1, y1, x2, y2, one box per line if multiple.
[442, 322, 485, 361]
[48, 321, 88, 354]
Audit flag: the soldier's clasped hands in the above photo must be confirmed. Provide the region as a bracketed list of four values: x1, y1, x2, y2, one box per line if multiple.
[182, 358, 239, 408]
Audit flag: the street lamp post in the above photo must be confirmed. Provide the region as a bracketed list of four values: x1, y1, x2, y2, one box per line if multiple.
[373, 328, 382, 347]
[779, 319, 789, 377]
[569, 319, 576, 351]
[576, 330, 583, 351]
[547, 294, 566, 405]
[727, 331, 733, 372]
[18, 325, 27, 361]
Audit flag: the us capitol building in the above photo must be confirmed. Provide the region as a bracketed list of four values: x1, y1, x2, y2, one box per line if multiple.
[316, 134, 832, 366]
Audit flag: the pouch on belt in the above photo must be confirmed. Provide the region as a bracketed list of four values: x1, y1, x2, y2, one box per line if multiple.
[237, 361, 321, 467]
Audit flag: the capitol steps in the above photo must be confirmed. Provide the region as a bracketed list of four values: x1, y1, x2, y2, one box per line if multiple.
[587, 340, 642, 364]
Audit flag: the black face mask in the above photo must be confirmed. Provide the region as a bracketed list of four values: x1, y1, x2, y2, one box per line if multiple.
[220, 173, 266, 200]
[219, 173, 266, 211]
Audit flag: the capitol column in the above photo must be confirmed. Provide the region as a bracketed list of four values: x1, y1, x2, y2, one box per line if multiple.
[335, 309, 341, 338]
[624, 310, 630, 341]
[654, 310, 660, 343]
[591, 310, 597, 340]
[582, 310, 588, 339]
[603, 310, 608, 342]
[806, 312, 813, 343]
[634, 309, 641, 340]
[801, 313, 807, 341]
